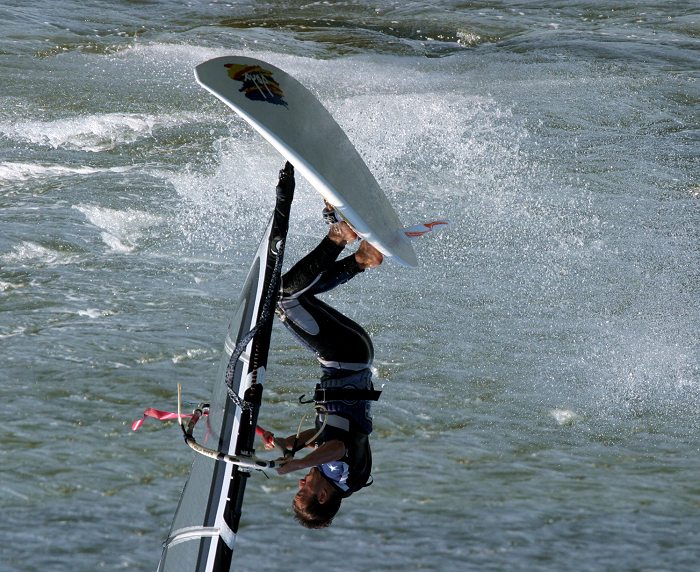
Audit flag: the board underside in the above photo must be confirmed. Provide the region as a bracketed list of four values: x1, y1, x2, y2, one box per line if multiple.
[195, 56, 417, 267]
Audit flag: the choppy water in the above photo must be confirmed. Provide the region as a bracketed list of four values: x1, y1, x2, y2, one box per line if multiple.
[1, 1, 698, 571]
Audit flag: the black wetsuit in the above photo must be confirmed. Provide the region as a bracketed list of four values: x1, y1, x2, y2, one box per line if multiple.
[277, 237, 375, 496]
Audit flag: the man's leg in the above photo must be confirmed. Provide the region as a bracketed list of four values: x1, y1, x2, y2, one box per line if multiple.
[277, 222, 382, 367]
[282, 222, 383, 299]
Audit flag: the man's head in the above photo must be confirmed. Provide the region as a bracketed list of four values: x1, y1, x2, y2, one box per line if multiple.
[292, 467, 342, 528]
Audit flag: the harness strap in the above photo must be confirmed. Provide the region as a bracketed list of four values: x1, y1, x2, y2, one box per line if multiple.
[312, 387, 382, 402]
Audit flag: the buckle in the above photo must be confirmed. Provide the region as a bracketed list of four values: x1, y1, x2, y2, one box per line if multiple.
[322, 207, 340, 225]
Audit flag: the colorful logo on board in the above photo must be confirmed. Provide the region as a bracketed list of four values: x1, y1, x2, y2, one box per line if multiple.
[224, 63, 288, 107]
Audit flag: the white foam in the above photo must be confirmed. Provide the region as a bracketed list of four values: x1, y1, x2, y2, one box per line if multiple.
[77, 308, 106, 319]
[100, 231, 134, 253]
[162, 139, 277, 251]
[0, 161, 133, 182]
[1, 241, 79, 266]
[74, 204, 163, 252]
[0, 280, 24, 292]
[0, 111, 206, 152]
[550, 409, 578, 425]
[172, 348, 209, 364]
[597, 331, 700, 419]
[0, 327, 27, 340]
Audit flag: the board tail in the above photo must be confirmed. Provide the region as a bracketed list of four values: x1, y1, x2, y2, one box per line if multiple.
[403, 220, 450, 239]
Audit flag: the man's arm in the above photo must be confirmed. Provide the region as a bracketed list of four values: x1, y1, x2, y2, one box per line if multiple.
[276, 439, 346, 475]
[283, 428, 318, 450]
[258, 427, 319, 451]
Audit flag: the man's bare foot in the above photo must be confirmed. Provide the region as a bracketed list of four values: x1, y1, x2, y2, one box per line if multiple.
[328, 221, 358, 246]
[355, 240, 383, 269]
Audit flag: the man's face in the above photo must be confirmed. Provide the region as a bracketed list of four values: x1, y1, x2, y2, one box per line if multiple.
[294, 467, 324, 510]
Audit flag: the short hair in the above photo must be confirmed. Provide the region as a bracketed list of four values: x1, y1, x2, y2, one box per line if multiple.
[292, 490, 342, 529]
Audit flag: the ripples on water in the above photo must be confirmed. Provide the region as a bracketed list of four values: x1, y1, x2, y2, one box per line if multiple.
[1, 1, 698, 570]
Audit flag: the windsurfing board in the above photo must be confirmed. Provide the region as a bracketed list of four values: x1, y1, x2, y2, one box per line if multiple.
[195, 55, 418, 267]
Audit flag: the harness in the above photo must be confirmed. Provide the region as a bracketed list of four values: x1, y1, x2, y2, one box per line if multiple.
[299, 386, 382, 404]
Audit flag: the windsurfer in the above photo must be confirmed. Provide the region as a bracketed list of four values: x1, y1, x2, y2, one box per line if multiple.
[263, 164, 383, 528]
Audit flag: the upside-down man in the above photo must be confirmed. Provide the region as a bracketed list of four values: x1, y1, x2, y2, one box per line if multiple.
[262, 162, 383, 528]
